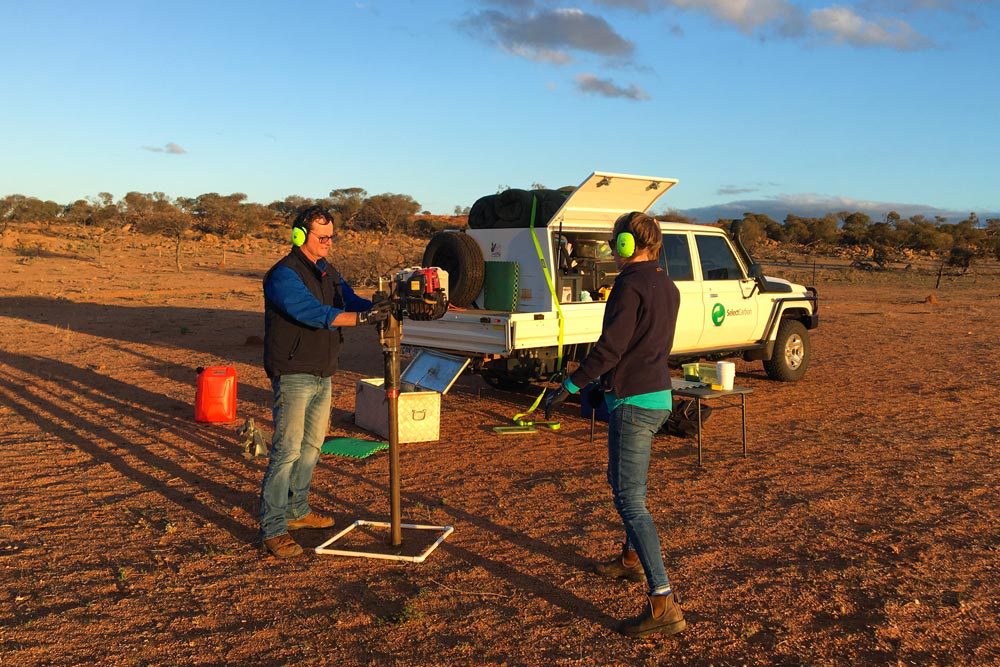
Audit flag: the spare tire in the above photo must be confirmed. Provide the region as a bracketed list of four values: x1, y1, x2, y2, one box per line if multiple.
[422, 232, 484, 308]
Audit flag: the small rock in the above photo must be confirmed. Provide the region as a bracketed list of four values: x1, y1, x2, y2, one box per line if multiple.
[244, 335, 264, 346]
[924, 294, 938, 304]
[942, 590, 962, 607]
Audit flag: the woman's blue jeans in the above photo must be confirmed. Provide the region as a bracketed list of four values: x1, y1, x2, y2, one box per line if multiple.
[259, 373, 331, 540]
[607, 404, 673, 595]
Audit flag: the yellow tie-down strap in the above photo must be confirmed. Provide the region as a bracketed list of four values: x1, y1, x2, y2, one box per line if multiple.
[511, 195, 564, 429]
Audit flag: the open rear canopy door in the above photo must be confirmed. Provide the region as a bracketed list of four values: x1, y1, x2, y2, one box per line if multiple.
[551, 171, 678, 230]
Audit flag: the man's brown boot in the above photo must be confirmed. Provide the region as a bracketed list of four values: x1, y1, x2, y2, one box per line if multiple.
[618, 592, 686, 638]
[262, 533, 303, 559]
[594, 549, 645, 583]
[287, 512, 334, 530]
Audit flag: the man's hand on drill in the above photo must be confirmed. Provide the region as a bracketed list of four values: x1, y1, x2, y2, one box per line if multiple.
[357, 299, 393, 325]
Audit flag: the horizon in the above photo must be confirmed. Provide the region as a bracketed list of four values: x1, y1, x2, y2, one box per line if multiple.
[2, 185, 997, 226]
[1, 1, 997, 221]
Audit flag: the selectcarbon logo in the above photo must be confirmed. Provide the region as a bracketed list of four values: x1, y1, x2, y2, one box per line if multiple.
[712, 303, 752, 326]
[711, 303, 726, 326]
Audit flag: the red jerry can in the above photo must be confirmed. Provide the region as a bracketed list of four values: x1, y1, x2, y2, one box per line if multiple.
[195, 366, 237, 423]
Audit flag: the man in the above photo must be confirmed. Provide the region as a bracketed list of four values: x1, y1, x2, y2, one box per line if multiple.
[260, 205, 391, 558]
[545, 211, 685, 637]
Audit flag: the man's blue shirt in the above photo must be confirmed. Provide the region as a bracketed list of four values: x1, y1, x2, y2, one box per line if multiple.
[263, 257, 371, 329]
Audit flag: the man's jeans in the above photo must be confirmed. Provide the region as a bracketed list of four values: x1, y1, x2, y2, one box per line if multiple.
[607, 404, 673, 595]
[259, 373, 331, 540]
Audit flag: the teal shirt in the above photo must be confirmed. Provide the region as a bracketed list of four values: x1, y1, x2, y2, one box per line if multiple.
[605, 389, 672, 412]
[564, 379, 672, 412]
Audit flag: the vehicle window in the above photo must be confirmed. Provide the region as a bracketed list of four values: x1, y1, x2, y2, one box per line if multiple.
[695, 235, 743, 281]
[659, 233, 694, 281]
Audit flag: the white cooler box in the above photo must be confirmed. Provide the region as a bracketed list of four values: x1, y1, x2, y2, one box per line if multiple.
[354, 350, 470, 444]
[355, 378, 440, 443]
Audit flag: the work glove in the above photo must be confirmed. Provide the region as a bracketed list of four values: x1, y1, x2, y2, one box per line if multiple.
[357, 299, 393, 325]
[543, 386, 570, 421]
[586, 383, 605, 408]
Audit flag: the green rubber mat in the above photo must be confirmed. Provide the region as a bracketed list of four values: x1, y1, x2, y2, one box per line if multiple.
[321, 437, 388, 459]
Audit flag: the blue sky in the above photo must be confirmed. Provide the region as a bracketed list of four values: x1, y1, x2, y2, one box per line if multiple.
[1, 0, 997, 221]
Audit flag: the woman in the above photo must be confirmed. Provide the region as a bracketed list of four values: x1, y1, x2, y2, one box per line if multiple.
[545, 211, 685, 637]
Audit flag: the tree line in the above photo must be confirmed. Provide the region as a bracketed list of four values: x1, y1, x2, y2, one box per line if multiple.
[0, 189, 431, 236]
[3, 190, 998, 270]
[0, 189, 452, 269]
[657, 210, 1000, 269]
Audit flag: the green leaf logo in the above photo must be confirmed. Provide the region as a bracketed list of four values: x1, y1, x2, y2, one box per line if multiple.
[712, 303, 726, 327]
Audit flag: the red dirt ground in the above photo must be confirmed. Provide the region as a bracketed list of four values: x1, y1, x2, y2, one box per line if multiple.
[1, 233, 998, 666]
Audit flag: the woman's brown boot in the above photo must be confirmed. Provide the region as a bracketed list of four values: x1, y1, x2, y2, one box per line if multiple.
[618, 592, 686, 637]
[594, 549, 645, 582]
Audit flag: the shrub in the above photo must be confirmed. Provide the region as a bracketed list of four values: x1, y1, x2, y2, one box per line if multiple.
[410, 217, 465, 238]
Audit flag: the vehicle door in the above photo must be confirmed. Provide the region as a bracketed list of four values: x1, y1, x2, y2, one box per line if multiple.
[693, 233, 759, 348]
[658, 232, 703, 354]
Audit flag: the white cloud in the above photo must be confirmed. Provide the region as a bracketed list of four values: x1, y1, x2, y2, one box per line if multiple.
[594, 0, 942, 50]
[858, 0, 985, 13]
[671, 0, 801, 34]
[575, 72, 650, 100]
[459, 7, 635, 65]
[810, 5, 932, 49]
[592, 0, 657, 11]
[717, 185, 760, 195]
[142, 142, 187, 154]
[595, 0, 804, 33]
[479, 0, 537, 8]
[510, 44, 574, 64]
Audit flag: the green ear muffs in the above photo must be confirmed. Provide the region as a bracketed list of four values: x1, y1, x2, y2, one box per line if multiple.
[616, 231, 636, 258]
[291, 226, 307, 247]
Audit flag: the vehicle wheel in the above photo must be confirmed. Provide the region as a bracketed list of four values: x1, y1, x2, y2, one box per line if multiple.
[422, 232, 484, 308]
[763, 319, 809, 382]
[483, 373, 529, 392]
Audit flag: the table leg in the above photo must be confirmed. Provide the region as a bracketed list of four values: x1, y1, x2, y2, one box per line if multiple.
[741, 392, 747, 457]
[697, 398, 703, 466]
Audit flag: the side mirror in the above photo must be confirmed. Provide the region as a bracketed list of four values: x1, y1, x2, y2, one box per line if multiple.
[748, 263, 763, 280]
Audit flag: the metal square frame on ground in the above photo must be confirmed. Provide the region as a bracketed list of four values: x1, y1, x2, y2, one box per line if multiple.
[314, 520, 454, 563]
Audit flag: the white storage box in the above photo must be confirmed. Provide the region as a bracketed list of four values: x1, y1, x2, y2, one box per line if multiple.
[355, 378, 441, 443]
[354, 350, 470, 444]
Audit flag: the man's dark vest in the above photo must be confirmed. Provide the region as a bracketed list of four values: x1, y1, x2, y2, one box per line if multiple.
[263, 248, 345, 378]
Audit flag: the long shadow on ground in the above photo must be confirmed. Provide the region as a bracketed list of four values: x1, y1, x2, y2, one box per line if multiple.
[0, 347, 626, 631]
[0, 297, 384, 378]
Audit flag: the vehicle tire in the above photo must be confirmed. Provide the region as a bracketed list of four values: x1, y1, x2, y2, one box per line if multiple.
[422, 232, 484, 308]
[482, 372, 529, 392]
[763, 319, 809, 382]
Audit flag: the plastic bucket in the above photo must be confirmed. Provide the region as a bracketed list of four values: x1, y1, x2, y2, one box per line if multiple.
[715, 362, 735, 391]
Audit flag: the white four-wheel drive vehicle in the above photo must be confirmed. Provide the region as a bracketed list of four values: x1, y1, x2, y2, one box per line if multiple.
[404, 171, 818, 387]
